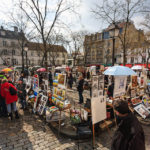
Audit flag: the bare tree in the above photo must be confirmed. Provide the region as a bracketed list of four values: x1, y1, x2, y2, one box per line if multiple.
[68, 30, 88, 67]
[19, 0, 79, 69]
[92, 0, 146, 66]
[47, 33, 67, 66]
[7, 6, 36, 72]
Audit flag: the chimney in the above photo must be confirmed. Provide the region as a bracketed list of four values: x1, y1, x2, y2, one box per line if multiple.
[14, 26, 18, 32]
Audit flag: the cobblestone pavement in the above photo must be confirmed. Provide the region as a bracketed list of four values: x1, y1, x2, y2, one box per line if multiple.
[0, 88, 149, 150]
[0, 108, 112, 150]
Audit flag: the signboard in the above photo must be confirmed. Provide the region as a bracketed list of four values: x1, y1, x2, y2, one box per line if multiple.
[91, 96, 106, 124]
[91, 75, 106, 124]
[114, 76, 127, 97]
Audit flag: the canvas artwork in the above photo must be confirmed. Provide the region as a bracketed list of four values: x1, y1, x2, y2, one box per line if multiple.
[134, 104, 150, 119]
[114, 76, 127, 98]
[140, 76, 144, 87]
[58, 74, 66, 89]
[32, 77, 39, 93]
[91, 96, 106, 124]
[131, 98, 142, 106]
[131, 76, 138, 88]
[37, 95, 48, 115]
[142, 96, 150, 110]
[92, 76, 99, 98]
[98, 90, 103, 97]
[131, 89, 136, 98]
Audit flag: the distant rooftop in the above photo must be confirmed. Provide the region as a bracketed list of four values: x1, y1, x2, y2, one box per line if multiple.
[0, 26, 25, 40]
[28, 42, 67, 53]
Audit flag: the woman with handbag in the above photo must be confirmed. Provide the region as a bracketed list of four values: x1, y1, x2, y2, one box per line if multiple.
[1, 79, 19, 120]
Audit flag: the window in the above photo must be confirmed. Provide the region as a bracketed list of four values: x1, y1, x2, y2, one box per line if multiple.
[3, 41, 7, 46]
[57, 60, 59, 64]
[12, 59, 17, 65]
[38, 52, 40, 56]
[99, 34, 102, 40]
[3, 49, 7, 55]
[11, 42, 15, 47]
[31, 52, 34, 56]
[131, 57, 134, 64]
[103, 32, 109, 39]
[12, 50, 15, 55]
[119, 28, 123, 34]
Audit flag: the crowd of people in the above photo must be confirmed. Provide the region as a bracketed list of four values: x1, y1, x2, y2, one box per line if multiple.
[0, 73, 25, 120]
[0, 67, 147, 150]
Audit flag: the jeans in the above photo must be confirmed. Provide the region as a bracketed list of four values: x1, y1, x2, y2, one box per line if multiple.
[20, 99, 27, 109]
[78, 91, 83, 103]
[7, 102, 17, 113]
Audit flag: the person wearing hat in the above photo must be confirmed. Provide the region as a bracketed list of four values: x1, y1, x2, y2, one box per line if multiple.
[111, 99, 145, 150]
[16, 80, 27, 110]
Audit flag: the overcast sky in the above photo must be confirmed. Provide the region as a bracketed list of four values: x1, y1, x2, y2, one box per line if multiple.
[0, 0, 147, 34]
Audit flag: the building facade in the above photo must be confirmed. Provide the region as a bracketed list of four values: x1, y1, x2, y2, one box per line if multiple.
[0, 26, 67, 68]
[27, 42, 67, 66]
[84, 21, 147, 66]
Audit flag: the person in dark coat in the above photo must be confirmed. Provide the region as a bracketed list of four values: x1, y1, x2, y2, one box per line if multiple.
[0, 79, 8, 117]
[68, 72, 73, 89]
[86, 70, 90, 80]
[17, 80, 27, 110]
[77, 75, 84, 104]
[48, 71, 53, 88]
[111, 99, 145, 150]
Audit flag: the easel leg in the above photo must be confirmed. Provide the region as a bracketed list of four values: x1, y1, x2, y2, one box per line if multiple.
[58, 110, 61, 137]
[92, 124, 95, 150]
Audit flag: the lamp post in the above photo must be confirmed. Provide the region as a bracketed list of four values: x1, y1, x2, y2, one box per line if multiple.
[24, 43, 28, 76]
[109, 23, 119, 66]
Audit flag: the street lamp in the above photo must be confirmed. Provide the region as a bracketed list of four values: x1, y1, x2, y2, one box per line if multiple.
[24, 43, 28, 75]
[109, 23, 120, 66]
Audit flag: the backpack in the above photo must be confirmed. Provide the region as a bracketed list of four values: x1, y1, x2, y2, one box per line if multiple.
[9, 86, 17, 95]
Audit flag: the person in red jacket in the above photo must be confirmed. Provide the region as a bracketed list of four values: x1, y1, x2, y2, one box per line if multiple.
[1, 79, 19, 120]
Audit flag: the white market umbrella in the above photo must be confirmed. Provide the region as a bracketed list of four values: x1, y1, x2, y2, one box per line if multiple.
[131, 65, 142, 70]
[55, 66, 63, 70]
[104, 66, 137, 76]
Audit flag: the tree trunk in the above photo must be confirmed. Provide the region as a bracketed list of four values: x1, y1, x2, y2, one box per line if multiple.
[21, 43, 24, 72]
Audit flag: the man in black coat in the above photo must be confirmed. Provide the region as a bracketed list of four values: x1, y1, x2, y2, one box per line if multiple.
[77, 75, 84, 104]
[17, 80, 27, 109]
[111, 99, 145, 150]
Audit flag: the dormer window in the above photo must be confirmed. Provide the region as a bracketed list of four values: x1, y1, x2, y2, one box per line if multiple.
[3, 41, 7, 46]
[1, 31, 5, 36]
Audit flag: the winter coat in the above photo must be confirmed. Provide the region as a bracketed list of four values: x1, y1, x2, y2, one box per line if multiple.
[1, 82, 18, 105]
[111, 112, 145, 150]
[16, 84, 26, 99]
[107, 83, 114, 97]
[48, 73, 53, 86]
[77, 79, 84, 92]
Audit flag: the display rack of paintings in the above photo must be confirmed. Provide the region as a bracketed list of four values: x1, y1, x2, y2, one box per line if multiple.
[134, 104, 150, 119]
[36, 95, 48, 115]
[91, 75, 106, 124]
